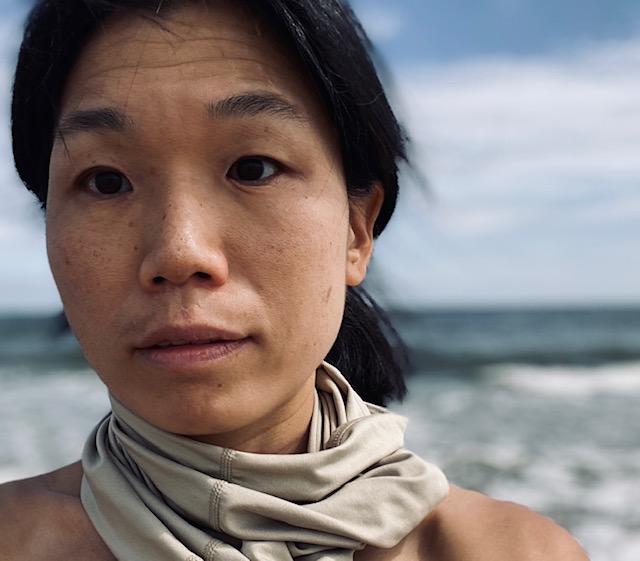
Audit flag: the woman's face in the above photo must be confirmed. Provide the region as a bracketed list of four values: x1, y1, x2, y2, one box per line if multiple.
[47, 3, 381, 452]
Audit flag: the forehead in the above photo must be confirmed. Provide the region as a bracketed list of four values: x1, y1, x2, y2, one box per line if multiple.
[60, 3, 325, 123]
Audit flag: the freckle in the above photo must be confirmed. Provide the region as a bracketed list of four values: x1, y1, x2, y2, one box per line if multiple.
[217, 383, 223, 389]
[133, 245, 138, 251]
[65, 257, 71, 266]
[128, 221, 135, 228]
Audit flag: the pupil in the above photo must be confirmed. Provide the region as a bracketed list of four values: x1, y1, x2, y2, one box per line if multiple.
[94, 172, 123, 194]
[237, 159, 265, 181]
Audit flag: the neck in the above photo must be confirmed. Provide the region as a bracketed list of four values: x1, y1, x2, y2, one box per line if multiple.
[187, 384, 316, 454]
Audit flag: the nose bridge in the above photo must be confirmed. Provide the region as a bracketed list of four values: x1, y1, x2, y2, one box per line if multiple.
[158, 190, 200, 252]
[139, 178, 228, 288]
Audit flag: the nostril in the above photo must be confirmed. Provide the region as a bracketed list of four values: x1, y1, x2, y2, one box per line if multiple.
[148, 272, 211, 286]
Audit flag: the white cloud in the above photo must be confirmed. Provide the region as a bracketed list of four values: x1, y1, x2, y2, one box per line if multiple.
[375, 37, 640, 305]
[356, 7, 406, 42]
[431, 204, 541, 238]
[399, 53, 640, 193]
[588, 204, 640, 224]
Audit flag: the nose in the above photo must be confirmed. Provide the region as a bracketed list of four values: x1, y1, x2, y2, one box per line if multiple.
[138, 192, 229, 290]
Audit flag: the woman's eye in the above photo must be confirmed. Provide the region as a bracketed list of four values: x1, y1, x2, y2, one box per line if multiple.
[86, 171, 132, 195]
[228, 157, 280, 183]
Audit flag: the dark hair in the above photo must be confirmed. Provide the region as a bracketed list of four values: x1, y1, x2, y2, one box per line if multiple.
[12, 0, 408, 405]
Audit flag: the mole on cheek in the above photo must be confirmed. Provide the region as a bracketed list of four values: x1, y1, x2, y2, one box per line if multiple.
[323, 286, 332, 303]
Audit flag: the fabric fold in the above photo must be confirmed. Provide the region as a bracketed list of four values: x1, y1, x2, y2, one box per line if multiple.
[81, 362, 448, 561]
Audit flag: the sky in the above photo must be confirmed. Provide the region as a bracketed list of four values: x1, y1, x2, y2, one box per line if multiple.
[0, 0, 639, 312]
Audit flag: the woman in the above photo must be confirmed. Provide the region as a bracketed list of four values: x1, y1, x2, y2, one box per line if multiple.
[1, 1, 589, 559]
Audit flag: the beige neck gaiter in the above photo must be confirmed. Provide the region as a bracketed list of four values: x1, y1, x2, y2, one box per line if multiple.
[81, 362, 448, 561]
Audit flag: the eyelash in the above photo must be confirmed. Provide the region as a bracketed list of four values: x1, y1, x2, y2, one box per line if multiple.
[78, 156, 283, 196]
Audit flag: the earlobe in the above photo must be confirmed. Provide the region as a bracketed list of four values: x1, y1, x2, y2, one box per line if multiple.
[346, 183, 384, 287]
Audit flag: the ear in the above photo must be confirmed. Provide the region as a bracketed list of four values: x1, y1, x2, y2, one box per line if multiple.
[346, 183, 384, 287]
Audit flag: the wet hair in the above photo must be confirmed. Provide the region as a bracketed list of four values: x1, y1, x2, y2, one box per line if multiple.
[12, 0, 408, 405]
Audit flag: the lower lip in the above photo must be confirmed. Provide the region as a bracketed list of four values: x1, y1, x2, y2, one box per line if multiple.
[136, 338, 248, 370]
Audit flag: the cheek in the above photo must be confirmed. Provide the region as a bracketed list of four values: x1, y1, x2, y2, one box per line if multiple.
[255, 207, 347, 283]
[252, 208, 349, 346]
[46, 225, 134, 378]
[46, 229, 96, 355]
[46, 214, 130, 333]
[46, 222, 89, 302]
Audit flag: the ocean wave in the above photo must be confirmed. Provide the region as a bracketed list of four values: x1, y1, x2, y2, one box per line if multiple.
[391, 307, 640, 374]
[409, 345, 640, 373]
[484, 361, 640, 396]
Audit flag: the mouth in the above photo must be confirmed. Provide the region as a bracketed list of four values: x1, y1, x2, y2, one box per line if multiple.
[136, 326, 249, 369]
[154, 339, 226, 349]
[138, 325, 246, 350]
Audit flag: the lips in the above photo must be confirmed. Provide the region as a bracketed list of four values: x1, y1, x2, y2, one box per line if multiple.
[137, 325, 246, 350]
[155, 339, 222, 349]
[135, 325, 249, 369]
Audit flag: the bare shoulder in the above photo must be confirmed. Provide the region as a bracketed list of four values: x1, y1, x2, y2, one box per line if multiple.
[420, 486, 590, 561]
[0, 462, 115, 561]
[0, 470, 60, 557]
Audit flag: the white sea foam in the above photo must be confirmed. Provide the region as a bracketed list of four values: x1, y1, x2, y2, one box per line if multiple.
[0, 369, 108, 483]
[484, 361, 640, 396]
[397, 367, 639, 561]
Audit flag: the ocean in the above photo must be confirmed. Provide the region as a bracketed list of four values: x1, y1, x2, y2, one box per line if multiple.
[0, 307, 638, 560]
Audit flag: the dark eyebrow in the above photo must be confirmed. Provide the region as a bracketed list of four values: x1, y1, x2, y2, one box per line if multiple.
[208, 92, 307, 123]
[55, 108, 130, 140]
[54, 94, 304, 141]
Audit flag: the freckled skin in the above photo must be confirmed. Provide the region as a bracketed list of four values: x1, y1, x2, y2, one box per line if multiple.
[46, 4, 381, 454]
